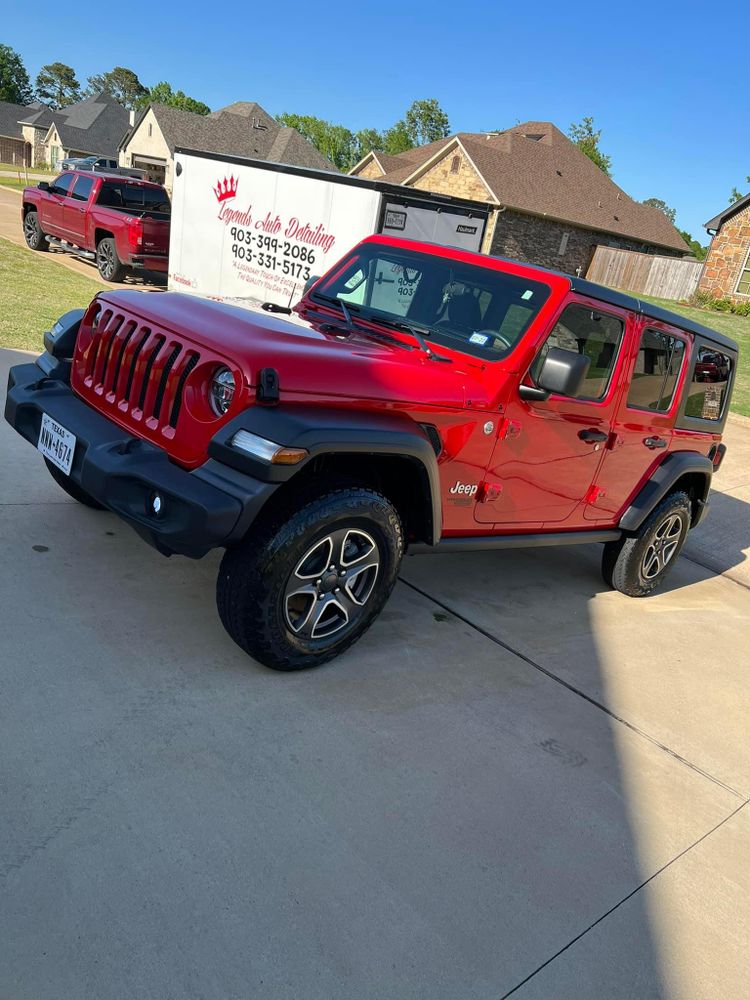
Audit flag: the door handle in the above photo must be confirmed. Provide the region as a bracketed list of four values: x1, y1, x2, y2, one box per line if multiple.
[578, 428, 608, 443]
[643, 436, 667, 449]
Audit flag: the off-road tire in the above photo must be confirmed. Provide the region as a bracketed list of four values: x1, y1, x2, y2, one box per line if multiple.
[216, 487, 403, 670]
[602, 491, 691, 597]
[96, 237, 127, 282]
[45, 459, 106, 510]
[23, 210, 48, 251]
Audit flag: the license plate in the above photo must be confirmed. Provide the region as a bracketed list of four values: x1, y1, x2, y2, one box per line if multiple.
[38, 413, 76, 476]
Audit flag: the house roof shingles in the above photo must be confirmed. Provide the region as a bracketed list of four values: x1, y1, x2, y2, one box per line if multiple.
[357, 122, 688, 253]
[9, 95, 130, 156]
[129, 102, 336, 172]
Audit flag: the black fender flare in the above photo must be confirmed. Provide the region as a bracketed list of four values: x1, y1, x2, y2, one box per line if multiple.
[209, 405, 442, 545]
[619, 451, 713, 533]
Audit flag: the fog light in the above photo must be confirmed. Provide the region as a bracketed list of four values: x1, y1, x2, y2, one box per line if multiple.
[149, 492, 163, 516]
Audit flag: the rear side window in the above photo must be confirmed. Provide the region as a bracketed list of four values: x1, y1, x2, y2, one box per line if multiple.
[70, 175, 94, 202]
[685, 347, 733, 420]
[531, 304, 624, 400]
[627, 329, 686, 412]
[97, 183, 171, 215]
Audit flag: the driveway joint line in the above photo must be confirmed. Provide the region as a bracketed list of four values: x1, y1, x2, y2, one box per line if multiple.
[683, 551, 750, 593]
[496, 797, 750, 998]
[399, 576, 745, 800]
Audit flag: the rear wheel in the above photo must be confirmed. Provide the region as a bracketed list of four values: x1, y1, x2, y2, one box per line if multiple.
[45, 459, 106, 510]
[602, 491, 691, 596]
[96, 237, 126, 282]
[23, 210, 48, 251]
[217, 487, 403, 670]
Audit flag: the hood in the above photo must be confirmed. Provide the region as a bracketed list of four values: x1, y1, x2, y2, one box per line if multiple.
[98, 291, 490, 410]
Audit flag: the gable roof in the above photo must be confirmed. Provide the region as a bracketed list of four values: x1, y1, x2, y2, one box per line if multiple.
[12, 95, 130, 155]
[704, 193, 750, 234]
[124, 101, 336, 172]
[0, 100, 35, 140]
[354, 122, 688, 253]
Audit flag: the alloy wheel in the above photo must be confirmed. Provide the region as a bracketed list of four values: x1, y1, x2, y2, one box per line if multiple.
[284, 528, 380, 640]
[641, 513, 684, 580]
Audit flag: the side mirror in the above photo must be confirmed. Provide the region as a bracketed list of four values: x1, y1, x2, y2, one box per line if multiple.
[38, 181, 50, 191]
[302, 274, 321, 296]
[519, 347, 590, 401]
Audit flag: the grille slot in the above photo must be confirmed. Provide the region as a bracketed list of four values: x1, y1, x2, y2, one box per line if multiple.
[169, 352, 199, 428]
[108, 320, 138, 395]
[123, 328, 152, 403]
[136, 335, 166, 412]
[152, 345, 181, 420]
[97, 316, 124, 388]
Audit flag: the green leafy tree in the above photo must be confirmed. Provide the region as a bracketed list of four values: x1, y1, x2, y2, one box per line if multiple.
[138, 81, 210, 115]
[277, 113, 356, 170]
[86, 67, 147, 109]
[353, 127, 384, 163]
[568, 116, 612, 176]
[35, 62, 81, 108]
[679, 230, 707, 260]
[405, 98, 450, 146]
[383, 119, 413, 155]
[0, 44, 33, 104]
[642, 197, 677, 225]
[729, 176, 749, 203]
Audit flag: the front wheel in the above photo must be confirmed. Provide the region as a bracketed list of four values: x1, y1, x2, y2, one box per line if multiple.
[23, 210, 48, 251]
[96, 237, 127, 282]
[602, 491, 691, 597]
[216, 487, 403, 670]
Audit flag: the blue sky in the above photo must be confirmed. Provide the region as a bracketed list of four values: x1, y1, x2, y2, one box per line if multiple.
[3, 0, 746, 242]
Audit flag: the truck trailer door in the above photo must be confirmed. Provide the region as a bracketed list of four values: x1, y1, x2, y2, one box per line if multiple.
[380, 199, 487, 253]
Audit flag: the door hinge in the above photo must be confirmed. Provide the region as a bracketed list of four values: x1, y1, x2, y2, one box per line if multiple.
[478, 481, 503, 502]
[257, 367, 280, 405]
[584, 484, 606, 505]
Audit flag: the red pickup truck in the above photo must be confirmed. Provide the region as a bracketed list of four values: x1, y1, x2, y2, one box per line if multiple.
[22, 171, 170, 282]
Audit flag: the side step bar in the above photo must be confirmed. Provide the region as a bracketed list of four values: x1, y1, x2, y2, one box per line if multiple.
[409, 529, 621, 555]
[46, 236, 95, 261]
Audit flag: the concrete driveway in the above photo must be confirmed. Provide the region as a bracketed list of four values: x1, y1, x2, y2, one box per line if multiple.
[1, 346, 748, 1000]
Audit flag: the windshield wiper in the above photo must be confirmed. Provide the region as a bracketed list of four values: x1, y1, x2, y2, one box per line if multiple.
[372, 317, 452, 363]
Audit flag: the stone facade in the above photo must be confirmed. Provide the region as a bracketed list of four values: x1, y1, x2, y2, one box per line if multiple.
[489, 208, 683, 277]
[699, 201, 750, 302]
[410, 146, 490, 203]
[356, 158, 385, 181]
[120, 108, 171, 188]
[21, 124, 46, 167]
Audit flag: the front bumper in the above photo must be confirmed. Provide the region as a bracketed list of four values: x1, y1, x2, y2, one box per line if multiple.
[5, 360, 277, 557]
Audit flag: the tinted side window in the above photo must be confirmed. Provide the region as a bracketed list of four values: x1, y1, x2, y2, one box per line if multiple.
[531, 304, 624, 400]
[685, 347, 733, 420]
[627, 329, 686, 412]
[70, 175, 94, 202]
[49, 173, 75, 197]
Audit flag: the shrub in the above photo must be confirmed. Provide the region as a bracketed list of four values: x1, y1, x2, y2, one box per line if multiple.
[733, 301, 750, 316]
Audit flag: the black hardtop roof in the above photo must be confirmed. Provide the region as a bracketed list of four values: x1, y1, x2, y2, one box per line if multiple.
[569, 276, 738, 355]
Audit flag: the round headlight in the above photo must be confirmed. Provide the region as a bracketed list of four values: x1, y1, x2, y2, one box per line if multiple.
[209, 367, 235, 416]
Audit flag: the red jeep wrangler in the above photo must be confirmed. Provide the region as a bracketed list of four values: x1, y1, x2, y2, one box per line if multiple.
[5, 236, 737, 669]
[22, 171, 170, 282]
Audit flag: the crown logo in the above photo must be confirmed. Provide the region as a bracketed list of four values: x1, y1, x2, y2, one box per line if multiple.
[213, 175, 238, 203]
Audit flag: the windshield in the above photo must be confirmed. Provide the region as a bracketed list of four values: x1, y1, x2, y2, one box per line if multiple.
[97, 182, 171, 216]
[313, 244, 550, 360]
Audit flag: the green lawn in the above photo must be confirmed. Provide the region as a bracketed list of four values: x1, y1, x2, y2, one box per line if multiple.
[0, 237, 105, 352]
[0, 179, 31, 192]
[639, 293, 749, 417]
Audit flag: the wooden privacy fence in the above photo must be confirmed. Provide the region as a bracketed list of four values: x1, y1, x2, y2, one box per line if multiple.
[586, 246, 704, 301]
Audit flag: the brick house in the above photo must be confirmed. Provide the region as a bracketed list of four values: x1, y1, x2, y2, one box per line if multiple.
[0, 100, 47, 166]
[350, 122, 689, 274]
[120, 101, 335, 191]
[699, 194, 750, 302]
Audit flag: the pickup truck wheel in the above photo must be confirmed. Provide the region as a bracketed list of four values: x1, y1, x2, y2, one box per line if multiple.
[44, 459, 106, 509]
[216, 487, 403, 670]
[602, 491, 691, 597]
[23, 211, 48, 251]
[96, 238, 126, 282]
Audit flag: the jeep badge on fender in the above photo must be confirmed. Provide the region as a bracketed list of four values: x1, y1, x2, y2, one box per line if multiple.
[5, 235, 737, 670]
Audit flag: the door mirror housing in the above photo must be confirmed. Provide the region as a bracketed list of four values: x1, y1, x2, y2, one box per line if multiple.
[37, 181, 50, 191]
[302, 274, 321, 296]
[519, 347, 590, 401]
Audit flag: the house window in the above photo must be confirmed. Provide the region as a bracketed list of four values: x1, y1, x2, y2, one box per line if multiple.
[736, 246, 750, 295]
[148, 123, 153, 137]
[450, 155, 460, 174]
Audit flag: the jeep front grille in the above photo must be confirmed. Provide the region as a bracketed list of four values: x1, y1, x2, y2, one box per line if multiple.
[80, 308, 199, 432]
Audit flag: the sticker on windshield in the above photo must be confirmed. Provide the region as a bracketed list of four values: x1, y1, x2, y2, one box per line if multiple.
[469, 332, 489, 345]
[522, 290, 534, 300]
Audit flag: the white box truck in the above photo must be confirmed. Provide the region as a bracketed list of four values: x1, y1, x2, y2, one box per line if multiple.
[168, 147, 490, 309]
